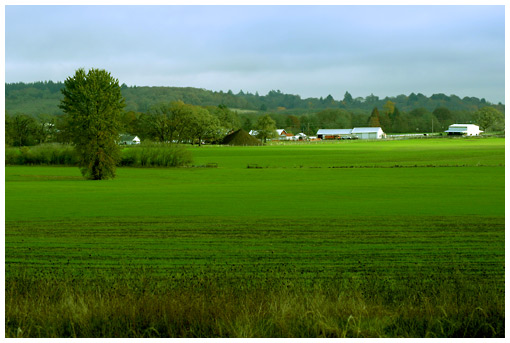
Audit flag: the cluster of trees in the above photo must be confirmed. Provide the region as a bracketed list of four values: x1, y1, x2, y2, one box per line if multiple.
[5, 102, 243, 147]
[123, 102, 240, 145]
[5, 113, 62, 147]
[6, 99, 505, 149]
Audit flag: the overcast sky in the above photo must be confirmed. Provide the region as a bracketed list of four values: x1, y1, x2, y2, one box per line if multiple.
[5, 5, 506, 103]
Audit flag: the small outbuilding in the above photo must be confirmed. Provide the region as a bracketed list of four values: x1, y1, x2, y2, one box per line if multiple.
[293, 133, 307, 141]
[444, 124, 483, 136]
[119, 134, 141, 145]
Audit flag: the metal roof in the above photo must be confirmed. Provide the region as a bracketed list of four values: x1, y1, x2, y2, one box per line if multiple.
[445, 124, 482, 133]
[351, 127, 383, 133]
[316, 129, 352, 135]
[445, 127, 468, 133]
[449, 124, 479, 128]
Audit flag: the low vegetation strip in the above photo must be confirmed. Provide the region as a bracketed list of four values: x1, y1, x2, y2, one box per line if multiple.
[5, 143, 192, 168]
[5, 216, 504, 338]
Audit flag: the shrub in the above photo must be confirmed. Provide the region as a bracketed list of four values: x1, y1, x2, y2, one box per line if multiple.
[5, 144, 78, 166]
[5, 143, 192, 168]
[120, 143, 192, 167]
[5, 148, 22, 165]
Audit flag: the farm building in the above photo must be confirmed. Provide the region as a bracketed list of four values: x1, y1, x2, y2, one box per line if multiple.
[277, 129, 294, 140]
[351, 127, 385, 140]
[293, 133, 307, 141]
[119, 134, 141, 145]
[317, 127, 385, 140]
[316, 129, 353, 140]
[444, 124, 483, 136]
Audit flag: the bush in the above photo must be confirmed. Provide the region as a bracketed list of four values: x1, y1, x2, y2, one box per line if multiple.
[5, 143, 193, 168]
[120, 143, 193, 167]
[5, 148, 22, 165]
[5, 144, 78, 166]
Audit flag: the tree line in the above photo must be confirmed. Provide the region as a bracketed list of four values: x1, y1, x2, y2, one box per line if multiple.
[5, 78, 505, 149]
[6, 81, 504, 116]
[6, 99, 504, 148]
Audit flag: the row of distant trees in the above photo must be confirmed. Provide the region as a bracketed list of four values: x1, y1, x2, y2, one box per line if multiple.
[6, 82, 504, 116]
[5, 102, 240, 147]
[6, 101, 504, 148]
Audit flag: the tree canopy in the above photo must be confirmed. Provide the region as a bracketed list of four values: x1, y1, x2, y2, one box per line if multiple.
[59, 68, 125, 180]
[255, 114, 277, 143]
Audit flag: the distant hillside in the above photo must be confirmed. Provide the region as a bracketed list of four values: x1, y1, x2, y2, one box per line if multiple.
[5, 81, 504, 116]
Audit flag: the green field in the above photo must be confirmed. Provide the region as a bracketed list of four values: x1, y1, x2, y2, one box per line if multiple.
[5, 138, 505, 338]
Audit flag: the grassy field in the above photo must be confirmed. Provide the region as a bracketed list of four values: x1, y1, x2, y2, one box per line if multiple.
[5, 138, 505, 337]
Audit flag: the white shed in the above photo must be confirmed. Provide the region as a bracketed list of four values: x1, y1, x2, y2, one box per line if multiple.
[351, 127, 385, 139]
[119, 134, 141, 145]
[293, 133, 307, 141]
[444, 124, 483, 136]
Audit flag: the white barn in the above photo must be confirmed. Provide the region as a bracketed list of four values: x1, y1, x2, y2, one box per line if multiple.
[317, 127, 385, 140]
[351, 127, 385, 140]
[444, 124, 483, 136]
[316, 129, 353, 140]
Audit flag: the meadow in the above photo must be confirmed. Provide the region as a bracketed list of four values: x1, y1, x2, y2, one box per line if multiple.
[5, 138, 505, 337]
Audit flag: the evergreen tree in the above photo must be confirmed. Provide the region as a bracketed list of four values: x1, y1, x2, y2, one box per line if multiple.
[343, 91, 353, 104]
[367, 107, 382, 127]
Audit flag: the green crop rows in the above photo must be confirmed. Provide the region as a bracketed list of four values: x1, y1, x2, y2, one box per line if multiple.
[5, 138, 505, 338]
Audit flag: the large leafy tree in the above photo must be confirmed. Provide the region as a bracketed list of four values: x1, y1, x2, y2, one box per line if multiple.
[59, 68, 125, 180]
[255, 114, 277, 143]
[187, 106, 222, 145]
[474, 107, 504, 132]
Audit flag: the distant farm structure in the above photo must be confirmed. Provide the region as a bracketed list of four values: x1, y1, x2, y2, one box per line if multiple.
[119, 135, 141, 145]
[317, 127, 386, 140]
[444, 124, 483, 136]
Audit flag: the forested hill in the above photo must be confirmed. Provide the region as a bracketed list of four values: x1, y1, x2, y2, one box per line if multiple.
[5, 81, 504, 116]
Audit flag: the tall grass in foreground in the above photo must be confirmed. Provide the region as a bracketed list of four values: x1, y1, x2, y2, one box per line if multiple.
[6, 267, 503, 338]
[5, 143, 192, 168]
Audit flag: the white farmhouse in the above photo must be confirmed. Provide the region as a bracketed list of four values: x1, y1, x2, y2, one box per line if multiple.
[351, 127, 385, 140]
[444, 124, 483, 136]
[276, 129, 292, 140]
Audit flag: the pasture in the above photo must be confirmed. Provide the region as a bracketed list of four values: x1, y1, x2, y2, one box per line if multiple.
[5, 138, 505, 337]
